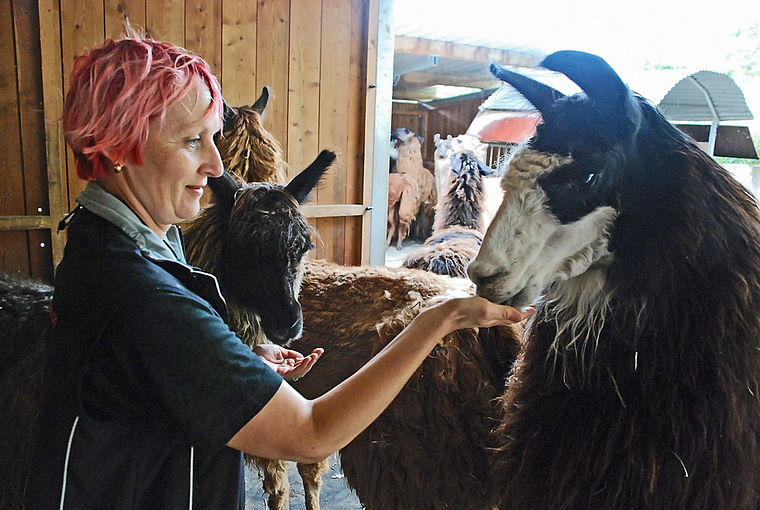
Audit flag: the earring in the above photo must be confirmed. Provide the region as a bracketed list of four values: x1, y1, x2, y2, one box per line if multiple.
[114, 164, 123, 173]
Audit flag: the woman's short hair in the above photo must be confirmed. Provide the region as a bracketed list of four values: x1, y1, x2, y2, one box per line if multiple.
[64, 36, 224, 181]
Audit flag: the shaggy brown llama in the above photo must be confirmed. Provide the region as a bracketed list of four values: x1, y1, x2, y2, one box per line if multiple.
[403, 147, 494, 277]
[290, 261, 522, 510]
[468, 50, 760, 509]
[207, 98, 525, 510]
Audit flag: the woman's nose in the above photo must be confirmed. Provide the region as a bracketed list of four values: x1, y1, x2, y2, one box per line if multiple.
[205, 143, 224, 178]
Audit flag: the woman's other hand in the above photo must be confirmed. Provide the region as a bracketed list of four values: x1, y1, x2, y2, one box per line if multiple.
[253, 344, 324, 380]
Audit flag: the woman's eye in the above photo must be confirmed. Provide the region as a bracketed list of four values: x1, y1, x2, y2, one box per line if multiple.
[187, 138, 201, 149]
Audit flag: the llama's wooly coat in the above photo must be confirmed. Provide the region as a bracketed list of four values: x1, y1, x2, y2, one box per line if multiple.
[386, 172, 418, 249]
[290, 260, 523, 510]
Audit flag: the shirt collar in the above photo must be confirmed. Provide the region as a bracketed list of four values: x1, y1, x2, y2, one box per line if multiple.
[76, 181, 186, 264]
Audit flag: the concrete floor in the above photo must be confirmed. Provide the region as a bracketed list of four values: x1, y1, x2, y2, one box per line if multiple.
[384, 239, 423, 268]
[245, 455, 363, 509]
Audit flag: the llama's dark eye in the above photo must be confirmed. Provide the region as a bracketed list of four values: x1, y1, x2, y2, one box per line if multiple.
[583, 173, 597, 185]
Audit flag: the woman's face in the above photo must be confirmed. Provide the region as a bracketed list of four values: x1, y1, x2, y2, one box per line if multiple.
[123, 75, 223, 235]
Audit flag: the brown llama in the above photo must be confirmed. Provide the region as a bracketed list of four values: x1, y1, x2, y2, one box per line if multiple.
[386, 172, 418, 250]
[403, 147, 494, 277]
[216, 86, 289, 185]
[468, 50, 760, 509]
[390, 127, 437, 245]
[290, 260, 522, 510]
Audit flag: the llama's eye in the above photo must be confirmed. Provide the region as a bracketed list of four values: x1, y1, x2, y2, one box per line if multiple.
[583, 173, 596, 185]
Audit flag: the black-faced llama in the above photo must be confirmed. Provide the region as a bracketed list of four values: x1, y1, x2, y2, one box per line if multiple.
[467, 50, 760, 510]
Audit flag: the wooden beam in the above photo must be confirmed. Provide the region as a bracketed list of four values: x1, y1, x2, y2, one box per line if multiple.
[394, 35, 543, 68]
[396, 71, 501, 89]
[0, 216, 52, 231]
[301, 204, 368, 218]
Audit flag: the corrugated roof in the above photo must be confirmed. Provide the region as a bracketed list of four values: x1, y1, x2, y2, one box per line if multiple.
[658, 71, 754, 122]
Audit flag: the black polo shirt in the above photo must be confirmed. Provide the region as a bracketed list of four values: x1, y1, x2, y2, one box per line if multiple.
[29, 183, 282, 509]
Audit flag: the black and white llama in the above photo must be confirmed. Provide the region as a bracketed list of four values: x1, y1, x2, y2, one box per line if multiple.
[467, 50, 760, 509]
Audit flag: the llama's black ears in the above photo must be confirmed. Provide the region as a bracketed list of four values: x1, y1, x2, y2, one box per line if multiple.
[540, 50, 641, 137]
[285, 150, 336, 204]
[222, 101, 235, 132]
[490, 60, 564, 113]
[540, 51, 632, 113]
[207, 171, 241, 210]
[252, 86, 271, 116]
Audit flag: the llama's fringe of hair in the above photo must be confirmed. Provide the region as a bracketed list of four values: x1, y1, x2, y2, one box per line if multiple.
[503, 148, 572, 183]
[229, 305, 268, 349]
[542, 267, 613, 384]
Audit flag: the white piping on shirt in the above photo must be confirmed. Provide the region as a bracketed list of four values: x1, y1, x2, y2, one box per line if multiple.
[59, 415, 80, 510]
[189, 446, 194, 509]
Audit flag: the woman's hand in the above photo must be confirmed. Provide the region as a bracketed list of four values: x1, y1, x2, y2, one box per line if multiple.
[424, 295, 534, 333]
[253, 344, 324, 380]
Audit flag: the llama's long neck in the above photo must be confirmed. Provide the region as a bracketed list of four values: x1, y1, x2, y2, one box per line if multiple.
[433, 167, 486, 233]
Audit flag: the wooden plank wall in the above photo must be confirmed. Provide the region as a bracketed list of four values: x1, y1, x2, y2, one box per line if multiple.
[0, 0, 54, 282]
[391, 91, 488, 163]
[1, 0, 376, 283]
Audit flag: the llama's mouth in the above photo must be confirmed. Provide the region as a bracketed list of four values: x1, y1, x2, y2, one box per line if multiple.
[499, 287, 534, 309]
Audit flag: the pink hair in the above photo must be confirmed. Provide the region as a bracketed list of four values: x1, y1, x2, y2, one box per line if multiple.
[64, 37, 224, 181]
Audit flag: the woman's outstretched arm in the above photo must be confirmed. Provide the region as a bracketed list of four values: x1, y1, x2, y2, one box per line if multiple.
[228, 296, 532, 463]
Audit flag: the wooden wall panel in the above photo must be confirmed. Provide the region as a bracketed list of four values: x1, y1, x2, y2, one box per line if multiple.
[60, 0, 104, 208]
[145, 0, 184, 44]
[256, 0, 290, 154]
[105, 0, 145, 40]
[286, 0, 321, 175]
[185, 0, 222, 76]
[343, 0, 370, 264]
[220, 0, 257, 107]
[0, 0, 25, 220]
[0, 0, 377, 280]
[314, 0, 351, 263]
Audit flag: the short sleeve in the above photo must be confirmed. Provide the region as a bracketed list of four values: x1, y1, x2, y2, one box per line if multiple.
[94, 288, 283, 449]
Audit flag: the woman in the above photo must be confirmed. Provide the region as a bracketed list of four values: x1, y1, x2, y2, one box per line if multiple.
[29, 35, 531, 509]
